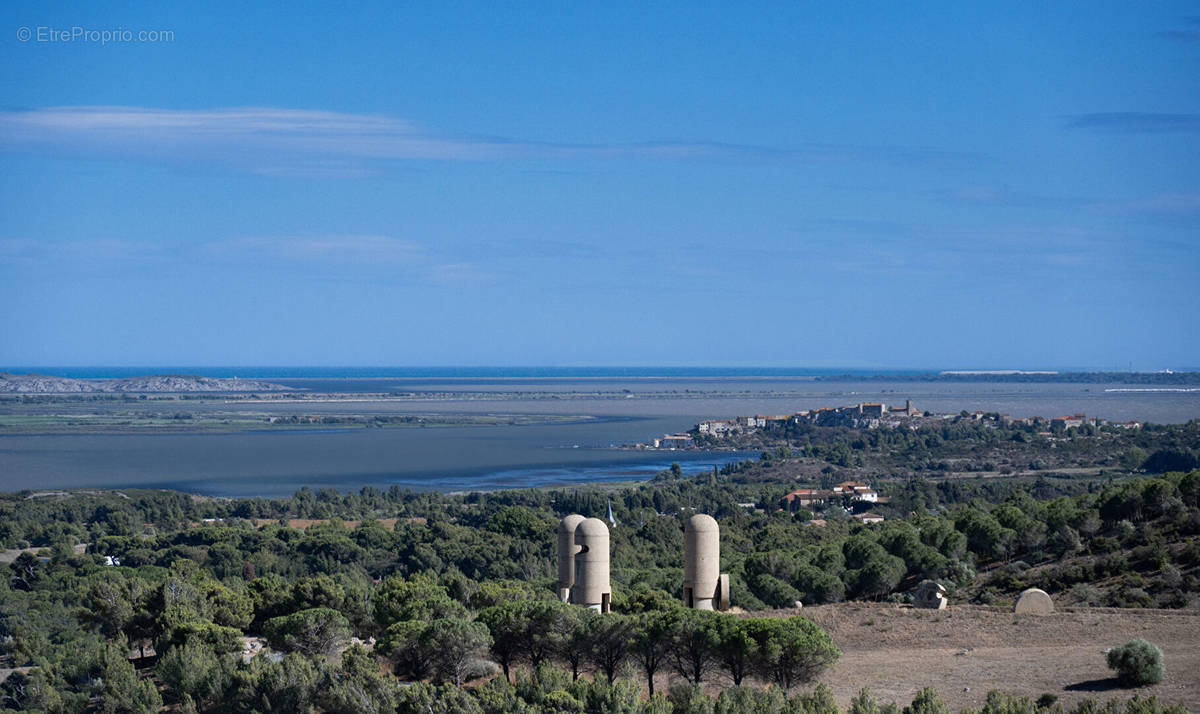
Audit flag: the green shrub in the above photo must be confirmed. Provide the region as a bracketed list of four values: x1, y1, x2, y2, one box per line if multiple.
[751, 573, 803, 608]
[1106, 638, 1164, 686]
[263, 607, 350, 656]
[849, 688, 900, 714]
[1069, 695, 1187, 714]
[903, 688, 951, 714]
[977, 690, 1037, 714]
[1036, 693, 1058, 710]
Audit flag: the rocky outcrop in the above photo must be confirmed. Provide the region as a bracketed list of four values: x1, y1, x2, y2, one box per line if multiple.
[913, 580, 948, 609]
[0, 373, 293, 393]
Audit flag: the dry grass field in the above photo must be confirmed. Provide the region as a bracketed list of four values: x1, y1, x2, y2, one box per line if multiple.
[790, 602, 1200, 711]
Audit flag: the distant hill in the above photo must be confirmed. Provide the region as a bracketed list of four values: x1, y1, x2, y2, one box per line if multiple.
[0, 373, 294, 393]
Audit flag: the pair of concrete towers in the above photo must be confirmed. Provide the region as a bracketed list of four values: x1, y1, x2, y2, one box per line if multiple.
[557, 515, 611, 612]
[556, 512, 730, 612]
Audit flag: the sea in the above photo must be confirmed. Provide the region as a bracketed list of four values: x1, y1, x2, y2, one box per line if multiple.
[1, 367, 1197, 498]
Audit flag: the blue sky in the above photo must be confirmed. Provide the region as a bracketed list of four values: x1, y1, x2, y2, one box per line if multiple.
[1, 2, 1197, 369]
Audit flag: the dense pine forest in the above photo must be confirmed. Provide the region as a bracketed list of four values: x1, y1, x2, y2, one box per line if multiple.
[2, 419, 1198, 713]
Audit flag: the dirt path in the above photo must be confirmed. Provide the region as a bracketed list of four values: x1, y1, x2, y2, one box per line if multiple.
[793, 602, 1200, 711]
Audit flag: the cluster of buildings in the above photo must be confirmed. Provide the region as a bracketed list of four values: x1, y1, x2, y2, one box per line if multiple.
[686, 403, 1142, 444]
[643, 401, 926, 450]
[646, 400, 1141, 451]
[697, 400, 925, 436]
[697, 414, 789, 435]
[781, 480, 878, 509]
[975, 412, 1141, 431]
[1044, 413, 1141, 430]
[652, 433, 695, 449]
[781, 480, 886, 524]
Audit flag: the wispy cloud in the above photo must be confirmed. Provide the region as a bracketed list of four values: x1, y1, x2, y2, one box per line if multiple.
[784, 218, 1139, 276]
[1157, 16, 1200, 43]
[1133, 192, 1200, 213]
[933, 184, 1088, 210]
[0, 105, 979, 176]
[930, 186, 1200, 228]
[0, 238, 47, 266]
[1106, 192, 1200, 229]
[201, 235, 426, 265]
[0, 237, 173, 266]
[427, 262, 499, 287]
[1065, 112, 1200, 133]
[0, 233, 493, 287]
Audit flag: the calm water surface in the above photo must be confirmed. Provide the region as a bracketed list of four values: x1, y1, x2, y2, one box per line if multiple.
[2, 376, 1197, 497]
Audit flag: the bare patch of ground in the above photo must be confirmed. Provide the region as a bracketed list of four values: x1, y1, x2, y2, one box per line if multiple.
[0, 543, 87, 564]
[792, 602, 1200, 711]
[0, 666, 32, 685]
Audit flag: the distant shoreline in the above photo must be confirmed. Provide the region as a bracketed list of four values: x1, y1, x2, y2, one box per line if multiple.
[2, 367, 1199, 387]
[2, 375, 1195, 497]
[0, 372, 293, 394]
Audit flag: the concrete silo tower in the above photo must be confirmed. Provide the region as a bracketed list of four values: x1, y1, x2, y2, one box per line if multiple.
[683, 514, 730, 610]
[570, 517, 611, 612]
[556, 514, 585, 602]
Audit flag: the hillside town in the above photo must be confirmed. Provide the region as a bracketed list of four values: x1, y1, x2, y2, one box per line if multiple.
[700, 399, 923, 433]
[645, 400, 1142, 451]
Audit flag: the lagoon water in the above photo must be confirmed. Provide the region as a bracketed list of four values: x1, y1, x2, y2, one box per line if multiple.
[1, 372, 1198, 498]
[0, 417, 750, 498]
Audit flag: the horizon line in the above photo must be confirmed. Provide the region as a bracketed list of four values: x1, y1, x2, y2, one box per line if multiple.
[4, 365, 1197, 375]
